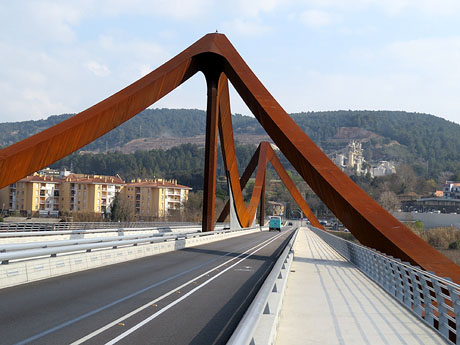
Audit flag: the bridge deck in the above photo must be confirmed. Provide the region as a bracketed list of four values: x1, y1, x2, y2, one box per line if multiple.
[276, 227, 448, 345]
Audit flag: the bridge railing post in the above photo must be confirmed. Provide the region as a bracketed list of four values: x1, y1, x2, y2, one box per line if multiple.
[432, 277, 449, 338]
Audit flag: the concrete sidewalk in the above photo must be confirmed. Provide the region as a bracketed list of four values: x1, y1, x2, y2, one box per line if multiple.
[275, 227, 448, 345]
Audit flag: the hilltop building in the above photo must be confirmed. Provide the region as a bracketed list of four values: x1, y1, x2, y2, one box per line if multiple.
[372, 161, 396, 177]
[332, 140, 396, 178]
[0, 171, 191, 219]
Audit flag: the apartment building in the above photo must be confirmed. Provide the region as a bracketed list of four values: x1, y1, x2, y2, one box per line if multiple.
[122, 178, 191, 219]
[0, 172, 191, 219]
[0, 172, 124, 217]
[0, 175, 61, 216]
[60, 174, 125, 214]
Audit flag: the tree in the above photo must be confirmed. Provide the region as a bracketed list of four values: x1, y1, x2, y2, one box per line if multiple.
[110, 193, 135, 222]
[182, 191, 203, 222]
[378, 191, 400, 213]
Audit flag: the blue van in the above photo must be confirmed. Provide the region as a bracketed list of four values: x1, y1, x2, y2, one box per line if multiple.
[269, 216, 282, 231]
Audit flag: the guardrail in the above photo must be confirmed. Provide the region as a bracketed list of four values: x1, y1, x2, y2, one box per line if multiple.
[0, 221, 209, 232]
[0, 225, 223, 239]
[0, 225, 264, 289]
[0, 227, 250, 264]
[227, 228, 298, 345]
[309, 226, 460, 345]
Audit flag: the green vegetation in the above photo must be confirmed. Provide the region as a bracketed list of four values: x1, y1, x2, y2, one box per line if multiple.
[5, 108, 460, 217]
[290, 110, 460, 176]
[50, 143, 259, 190]
[4, 109, 460, 176]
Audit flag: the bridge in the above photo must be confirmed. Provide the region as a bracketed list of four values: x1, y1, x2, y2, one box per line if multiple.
[0, 33, 458, 344]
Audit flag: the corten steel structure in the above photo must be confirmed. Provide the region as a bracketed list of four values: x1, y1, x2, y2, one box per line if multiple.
[214, 75, 322, 230]
[215, 141, 323, 230]
[0, 33, 459, 282]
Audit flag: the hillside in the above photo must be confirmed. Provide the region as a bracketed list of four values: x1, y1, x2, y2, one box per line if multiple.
[2, 109, 460, 176]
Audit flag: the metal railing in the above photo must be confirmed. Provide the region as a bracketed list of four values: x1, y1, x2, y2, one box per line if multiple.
[0, 225, 220, 239]
[0, 227, 257, 264]
[309, 226, 460, 345]
[0, 221, 205, 232]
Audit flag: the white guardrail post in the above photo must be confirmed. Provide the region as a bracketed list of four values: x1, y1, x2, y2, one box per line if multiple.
[308, 226, 460, 345]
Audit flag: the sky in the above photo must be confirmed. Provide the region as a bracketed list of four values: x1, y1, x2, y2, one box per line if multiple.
[1, 0, 460, 124]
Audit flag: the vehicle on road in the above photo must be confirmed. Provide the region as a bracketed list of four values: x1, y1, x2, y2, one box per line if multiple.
[288, 221, 293, 226]
[269, 216, 282, 231]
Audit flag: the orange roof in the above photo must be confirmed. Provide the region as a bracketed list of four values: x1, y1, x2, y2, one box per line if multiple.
[64, 174, 125, 185]
[126, 180, 191, 189]
[19, 175, 59, 183]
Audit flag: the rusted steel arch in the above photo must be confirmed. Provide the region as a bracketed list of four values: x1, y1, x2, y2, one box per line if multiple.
[207, 35, 460, 281]
[0, 33, 458, 281]
[216, 141, 324, 230]
[216, 73, 266, 228]
[214, 75, 321, 228]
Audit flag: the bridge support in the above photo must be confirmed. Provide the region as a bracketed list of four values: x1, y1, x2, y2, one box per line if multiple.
[202, 73, 219, 232]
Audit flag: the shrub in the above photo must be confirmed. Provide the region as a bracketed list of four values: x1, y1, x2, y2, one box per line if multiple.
[449, 240, 460, 250]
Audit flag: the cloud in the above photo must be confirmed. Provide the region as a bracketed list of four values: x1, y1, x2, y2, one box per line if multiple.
[90, 0, 213, 20]
[273, 36, 460, 124]
[0, 28, 170, 122]
[234, 0, 284, 17]
[293, 0, 460, 16]
[223, 18, 271, 36]
[86, 61, 111, 77]
[300, 10, 336, 28]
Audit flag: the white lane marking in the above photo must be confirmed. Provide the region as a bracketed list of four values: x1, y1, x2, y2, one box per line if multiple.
[70, 232, 286, 345]
[104, 232, 287, 345]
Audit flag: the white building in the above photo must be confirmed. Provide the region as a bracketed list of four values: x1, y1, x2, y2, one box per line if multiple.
[334, 140, 368, 176]
[372, 161, 396, 177]
[443, 182, 460, 199]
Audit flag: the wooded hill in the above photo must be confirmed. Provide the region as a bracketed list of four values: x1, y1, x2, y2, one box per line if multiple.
[2, 108, 460, 177]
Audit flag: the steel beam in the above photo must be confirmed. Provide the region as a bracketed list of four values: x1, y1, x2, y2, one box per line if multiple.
[202, 73, 219, 232]
[0, 33, 458, 282]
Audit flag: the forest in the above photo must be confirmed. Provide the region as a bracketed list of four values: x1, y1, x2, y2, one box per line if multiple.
[2, 108, 460, 179]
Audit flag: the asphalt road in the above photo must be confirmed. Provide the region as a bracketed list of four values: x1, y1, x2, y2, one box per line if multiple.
[0, 227, 295, 345]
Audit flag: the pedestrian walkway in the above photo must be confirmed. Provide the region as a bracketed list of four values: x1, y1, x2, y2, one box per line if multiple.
[275, 227, 448, 345]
